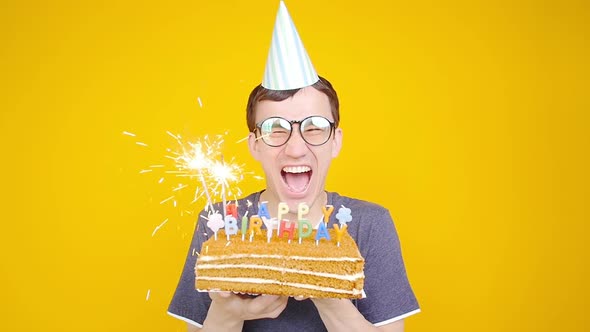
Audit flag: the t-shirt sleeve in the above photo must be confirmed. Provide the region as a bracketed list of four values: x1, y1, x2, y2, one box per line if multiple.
[167, 214, 212, 327]
[354, 204, 420, 325]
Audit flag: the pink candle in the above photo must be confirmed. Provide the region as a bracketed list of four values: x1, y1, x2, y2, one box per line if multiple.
[206, 212, 225, 241]
[226, 203, 238, 219]
[279, 220, 296, 241]
[277, 202, 289, 236]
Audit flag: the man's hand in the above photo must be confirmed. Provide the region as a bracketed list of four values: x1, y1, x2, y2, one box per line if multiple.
[198, 292, 288, 331]
[210, 292, 288, 320]
[293, 296, 404, 331]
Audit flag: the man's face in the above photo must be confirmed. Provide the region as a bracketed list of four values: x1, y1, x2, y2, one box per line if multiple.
[248, 87, 342, 214]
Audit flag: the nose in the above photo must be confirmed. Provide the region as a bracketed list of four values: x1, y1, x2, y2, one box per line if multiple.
[283, 125, 307, 158]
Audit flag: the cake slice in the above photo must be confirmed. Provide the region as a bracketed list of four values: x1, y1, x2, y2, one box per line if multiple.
[195, 229, 365, 298]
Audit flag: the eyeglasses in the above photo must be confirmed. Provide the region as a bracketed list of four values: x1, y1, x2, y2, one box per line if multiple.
[254, 116, 335, 147]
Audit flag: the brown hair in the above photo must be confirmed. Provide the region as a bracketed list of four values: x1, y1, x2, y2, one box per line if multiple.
[246, 76, 340, 132]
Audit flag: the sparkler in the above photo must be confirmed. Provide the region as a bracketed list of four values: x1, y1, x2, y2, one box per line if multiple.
[125, 130, 256, 236]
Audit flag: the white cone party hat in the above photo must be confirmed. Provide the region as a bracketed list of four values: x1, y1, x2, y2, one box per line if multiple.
[262, 1, 319, 90]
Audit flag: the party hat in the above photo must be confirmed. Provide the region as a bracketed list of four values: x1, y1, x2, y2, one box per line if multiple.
[262, 1, 319, 90]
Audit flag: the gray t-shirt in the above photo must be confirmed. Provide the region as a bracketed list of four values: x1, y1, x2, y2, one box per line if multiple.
[168, 191, 420, 330]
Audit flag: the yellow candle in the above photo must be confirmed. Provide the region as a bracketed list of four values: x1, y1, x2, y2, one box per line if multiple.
[322, 205, 334, 224]
[248, 215, 263, 236]
[333, 223, 348, 245]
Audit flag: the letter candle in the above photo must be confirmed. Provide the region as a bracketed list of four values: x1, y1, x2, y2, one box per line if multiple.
[321, 205, 334, 225]
[266, 224, 273, 243]
[241, 214, 248, 241]
[226, 203, 238, 218]
[333, 223, 348, 247]
[258, 201, 271, 220]
[224, 215, 238, 241]
[298, 202, 309, 220]
[248, 215, 263, 237]
[297, 219, 312, 244]
[279, 220, 296, 243]
[262, 216, 275, 243]
[277, 202, 289, 236]
[315, 221, 331, 246]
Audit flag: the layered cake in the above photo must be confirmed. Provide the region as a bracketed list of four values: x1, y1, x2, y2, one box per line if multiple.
[195, 229, 365, 299]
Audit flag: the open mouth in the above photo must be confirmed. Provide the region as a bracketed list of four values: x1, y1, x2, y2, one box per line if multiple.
[281, 166, 311, 194]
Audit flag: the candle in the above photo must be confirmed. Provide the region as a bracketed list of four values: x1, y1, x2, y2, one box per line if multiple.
[335, 206, 352, 226]
[315, 221, 331, 242]
[277, 202, 289, 236]
[248, 215, 263, 236]
[226, 203, 238, 218]
[224, 215, 238, 241]
[321, 205, 334, 224]
[258, 201, 271, 220]
[266, 224, 273, 243]
[261, 215, 275, 243]
[241, 215, 248, 241]
[333, 223, 348, 247]
[298, 202, 309, 221]
[206, 212, 225, 241]
[279, 220, 296, 241]
[297, 219, 312, 244]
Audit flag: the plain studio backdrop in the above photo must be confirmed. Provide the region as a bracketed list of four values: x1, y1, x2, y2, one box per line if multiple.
[0, 0, 588, 331]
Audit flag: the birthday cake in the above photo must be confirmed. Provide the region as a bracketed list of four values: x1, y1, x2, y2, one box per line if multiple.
[195, 228, 365, 299]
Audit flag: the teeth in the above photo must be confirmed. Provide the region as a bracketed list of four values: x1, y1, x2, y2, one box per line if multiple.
[282, 166, 311, 173]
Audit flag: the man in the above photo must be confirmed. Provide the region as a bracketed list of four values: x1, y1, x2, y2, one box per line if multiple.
[168, 2, 419, 331]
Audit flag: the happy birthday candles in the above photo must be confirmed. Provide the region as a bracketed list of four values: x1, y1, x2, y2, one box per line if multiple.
[204, 202, 353, 246]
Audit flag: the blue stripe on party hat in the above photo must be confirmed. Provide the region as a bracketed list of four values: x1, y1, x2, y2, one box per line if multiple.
[262, 1, 319, 90]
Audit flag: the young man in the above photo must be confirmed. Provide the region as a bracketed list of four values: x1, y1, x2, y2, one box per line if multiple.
[168, 2, 419, 331]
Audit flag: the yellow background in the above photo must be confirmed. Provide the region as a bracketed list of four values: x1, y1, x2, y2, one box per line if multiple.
[1, 0, 588, 331]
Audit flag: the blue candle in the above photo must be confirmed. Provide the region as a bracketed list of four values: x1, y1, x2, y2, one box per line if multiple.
[315, 221, 331, 242]
[224, 215, 238, 240]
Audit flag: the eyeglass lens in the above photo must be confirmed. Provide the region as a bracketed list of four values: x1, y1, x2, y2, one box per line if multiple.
[259, 116, 332, 146]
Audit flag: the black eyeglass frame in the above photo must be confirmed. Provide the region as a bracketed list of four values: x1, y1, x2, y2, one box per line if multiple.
[254, 115, 336, 147]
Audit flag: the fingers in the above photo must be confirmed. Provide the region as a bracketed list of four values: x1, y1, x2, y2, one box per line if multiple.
[208, 292, 288, 320]
[208, 291, 232, 301]
[246, 295, 288, 319]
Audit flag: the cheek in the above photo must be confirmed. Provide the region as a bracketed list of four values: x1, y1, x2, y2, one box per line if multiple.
[257, 149, 279, 168]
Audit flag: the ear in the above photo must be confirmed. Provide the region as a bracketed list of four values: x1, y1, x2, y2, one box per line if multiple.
[331, 127, 343, 158]
[248, 132, 260, 161]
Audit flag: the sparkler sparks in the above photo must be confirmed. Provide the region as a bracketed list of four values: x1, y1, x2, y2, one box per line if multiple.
[125, 130, 260, 236]
[151, 218, 169, 237]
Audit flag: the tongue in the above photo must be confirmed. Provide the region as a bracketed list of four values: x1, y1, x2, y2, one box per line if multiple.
[284, 172, 309, 193]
